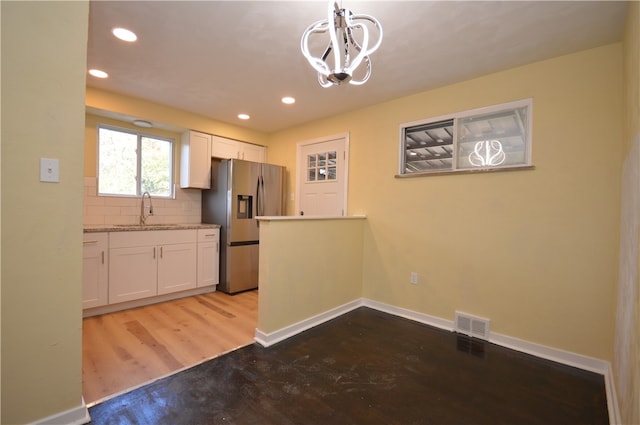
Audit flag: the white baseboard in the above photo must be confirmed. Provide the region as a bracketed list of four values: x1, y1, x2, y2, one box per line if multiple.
[362, 298, 454, 331]
[603, 362, 622, 425]
[255, 297, 620, 423]
[83, 286, 216, 318]
[29, 398, 90, 425]
[254, 299, 363, 347]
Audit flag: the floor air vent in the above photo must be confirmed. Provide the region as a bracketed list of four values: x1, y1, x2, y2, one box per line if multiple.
[455, 311, 490, 340]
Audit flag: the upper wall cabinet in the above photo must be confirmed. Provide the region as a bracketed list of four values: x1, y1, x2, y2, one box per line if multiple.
[180, 130, 211, 189]
[211, 135, 266, 163]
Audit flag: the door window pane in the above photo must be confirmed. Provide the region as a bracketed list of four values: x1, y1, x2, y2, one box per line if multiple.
[307, 151, 337, 182]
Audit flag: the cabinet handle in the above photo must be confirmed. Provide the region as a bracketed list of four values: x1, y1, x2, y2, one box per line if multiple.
[153, 247, 156, 259]
[83, 240, 98, 244]
[101, 251, 104, 265]
[203, 233, 215, 238]
[216, 241, 219, 253]
[160, 246, 164, 259]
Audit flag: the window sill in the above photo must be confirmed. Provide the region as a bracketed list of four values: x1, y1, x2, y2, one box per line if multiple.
[395, 164, 535, 179]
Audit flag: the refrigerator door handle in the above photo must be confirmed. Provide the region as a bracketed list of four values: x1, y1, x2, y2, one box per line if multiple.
[260, 176, 265, 215]
[255, 177, 260, 224]
[256, 175, 265, 217]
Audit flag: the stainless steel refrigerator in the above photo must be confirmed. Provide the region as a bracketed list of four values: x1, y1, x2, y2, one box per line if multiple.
[201, 159, 285, 293]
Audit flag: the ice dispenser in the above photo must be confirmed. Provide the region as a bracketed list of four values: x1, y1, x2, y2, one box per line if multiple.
[237, 195, 253, 219]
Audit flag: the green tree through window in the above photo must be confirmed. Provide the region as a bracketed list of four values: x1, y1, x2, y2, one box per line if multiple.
[98, 126, 174, 198]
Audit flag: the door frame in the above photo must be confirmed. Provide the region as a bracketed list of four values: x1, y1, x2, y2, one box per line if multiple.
[295, 132, 350, 216]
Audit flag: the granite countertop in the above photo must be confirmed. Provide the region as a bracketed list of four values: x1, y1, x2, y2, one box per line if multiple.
[84, 223, 220, 233]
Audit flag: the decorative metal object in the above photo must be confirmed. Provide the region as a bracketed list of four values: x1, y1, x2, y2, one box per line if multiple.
[301, 0, 383, 87]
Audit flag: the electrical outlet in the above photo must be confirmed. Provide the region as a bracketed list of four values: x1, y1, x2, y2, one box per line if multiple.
[410, 272, 418, 284]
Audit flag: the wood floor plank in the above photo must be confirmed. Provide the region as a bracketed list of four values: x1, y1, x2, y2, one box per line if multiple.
[83, 290, 258, 403]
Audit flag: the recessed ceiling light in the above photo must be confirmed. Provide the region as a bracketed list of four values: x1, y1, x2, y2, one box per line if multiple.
[238, 114, 250, 120]
[133, 120, 152, 128]
[282, 97, 296, 104]
[88, 69, 109, 79]
[112, 27, 137, 42]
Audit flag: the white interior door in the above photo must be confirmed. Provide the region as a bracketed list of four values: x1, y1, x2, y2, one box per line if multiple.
[296, 134, 348, 216]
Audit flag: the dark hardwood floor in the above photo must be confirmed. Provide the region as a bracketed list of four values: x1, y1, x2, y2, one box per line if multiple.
[88, 307, 609, 425]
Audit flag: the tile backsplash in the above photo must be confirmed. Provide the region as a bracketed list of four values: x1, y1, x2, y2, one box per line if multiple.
[83, 177, 202, 225]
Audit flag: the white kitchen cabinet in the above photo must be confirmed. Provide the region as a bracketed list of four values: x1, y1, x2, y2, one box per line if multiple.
[109, 245, 158, 304]
[180, 130, 211, 189]
[83, 232, 109, 309]
[109, 230, 197, 304]
[211, 135, 266, 163]
[157, 243, 197, 295]
[197, 228, 219, 288]
[242, 142, 267, 163]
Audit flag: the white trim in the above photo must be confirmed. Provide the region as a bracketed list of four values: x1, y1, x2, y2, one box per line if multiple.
[603, 362, 622, 425]
[29, 399, 90, 425]
[83, 285, 216, 317]
[257, 215, 366, 221]
[489, 331, 609, 374]
[362, 298, 454, 332]
[295, 132, 350, 216]
[254, 299, 362, 347]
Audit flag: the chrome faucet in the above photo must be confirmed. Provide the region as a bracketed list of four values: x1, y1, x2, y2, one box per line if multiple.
[140, 191, 154, 225]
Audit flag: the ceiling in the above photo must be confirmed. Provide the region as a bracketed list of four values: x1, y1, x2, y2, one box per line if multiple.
[87, 1, 628, 134]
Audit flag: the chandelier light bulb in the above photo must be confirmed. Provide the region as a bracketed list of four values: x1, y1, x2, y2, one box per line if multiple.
[301, 0, 383, 87]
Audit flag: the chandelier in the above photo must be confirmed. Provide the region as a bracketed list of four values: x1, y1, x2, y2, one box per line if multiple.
[301, 1, 383, 87]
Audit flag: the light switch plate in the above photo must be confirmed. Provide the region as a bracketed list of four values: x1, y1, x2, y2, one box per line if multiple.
[40, 158, 60, 183]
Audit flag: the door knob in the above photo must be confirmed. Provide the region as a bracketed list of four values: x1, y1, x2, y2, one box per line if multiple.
[300, 211, 304, 216]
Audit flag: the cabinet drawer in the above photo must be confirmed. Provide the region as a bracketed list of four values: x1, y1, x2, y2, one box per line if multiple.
[197, 228, 219, 242]
[110, 229, 197, 248]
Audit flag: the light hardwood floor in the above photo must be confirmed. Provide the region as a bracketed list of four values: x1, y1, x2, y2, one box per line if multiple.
[82, 290, 258, 404]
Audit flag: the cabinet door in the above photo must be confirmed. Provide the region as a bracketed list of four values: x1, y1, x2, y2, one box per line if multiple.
[157, 243, 197, 295]
[83, 233, 109, 308]
[180, 131, 211, 189]
[242, 143, 266, 163]
[109, 246, 157, 303]
[211, 135, 241, 159]
[197, 229, 219, 287]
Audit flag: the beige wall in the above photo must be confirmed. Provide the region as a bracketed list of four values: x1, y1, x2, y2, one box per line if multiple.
[258, 218, 364, 333]
[616, 2, 640, 423]
[268, 44, 623, 362]
[86, 87, 269, 151]
[1, 2, 89, 423]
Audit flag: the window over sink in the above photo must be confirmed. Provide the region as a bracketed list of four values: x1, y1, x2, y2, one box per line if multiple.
[98, 125, 174, 198]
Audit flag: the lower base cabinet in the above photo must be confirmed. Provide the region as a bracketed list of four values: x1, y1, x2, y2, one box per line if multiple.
[83, 228, 219, 312]
[157, 243, 197, 295]
[108, 230, 198, 304]
[197, 228, 220, 287]
[83, 233, 109, 309]
[109, 245, 158, 304]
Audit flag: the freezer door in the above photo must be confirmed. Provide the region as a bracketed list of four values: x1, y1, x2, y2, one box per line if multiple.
[259, 163, 285, 216]
[220, 243, 259, 293]
[228, 159, 260, 243]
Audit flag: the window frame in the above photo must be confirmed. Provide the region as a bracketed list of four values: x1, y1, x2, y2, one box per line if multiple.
[97, 124, 176, 199]
[398, 98, 533, 177]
